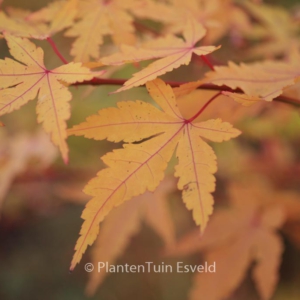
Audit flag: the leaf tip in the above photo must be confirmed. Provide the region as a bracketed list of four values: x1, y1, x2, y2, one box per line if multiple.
[108, 90, 117, 95]
[69, 258, 78, 273]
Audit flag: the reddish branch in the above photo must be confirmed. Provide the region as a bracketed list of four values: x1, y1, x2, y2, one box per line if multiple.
[43, 20, 300, 108]
[73, 78, 300, 107]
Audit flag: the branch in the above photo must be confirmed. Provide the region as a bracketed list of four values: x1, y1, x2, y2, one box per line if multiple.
[73, 78, 300, 107]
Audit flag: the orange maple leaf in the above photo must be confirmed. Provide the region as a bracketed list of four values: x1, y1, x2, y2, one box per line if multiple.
[68, 78, 240, 270]
[101, 18, 219, 93]
[0, 33, 100, 162]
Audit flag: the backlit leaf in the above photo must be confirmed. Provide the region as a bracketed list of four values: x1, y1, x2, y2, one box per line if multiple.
[68, 78, 240, 270]
[86, 177, 175, 295]
[0, 0, 78, 39]
[101, 18, 219, 93]
[167, 182, 288, 300]
[204, 60, 300, 101]
[0, 34, 99, 162]
[65, 0, 138, 62]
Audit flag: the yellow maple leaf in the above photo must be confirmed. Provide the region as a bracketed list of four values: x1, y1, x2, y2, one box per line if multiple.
[166, 0, 251, 44]
[65, 0, 138, 62]
[176, 58, 300, 102]
[167, 182, 289, 300]
[0, 0, 78, 39]
[131, 0, 175, 24]
[205, 60, 300, 101]
[4, 7, 32, 19]
[101, 18, 219, 93]
[0, 33, 99, 162]
[86, 177, 175, 296]
[68, 78, 240, 270]
[173, 79, 209, 98]
[222, 91, 263, 106]
[0, 11, 48, 39]
[243, 1, 300, 58]
[26, 0, 78, 38]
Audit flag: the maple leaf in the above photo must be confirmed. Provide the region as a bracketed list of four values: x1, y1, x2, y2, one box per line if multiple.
[0, 0, 78, 39]
[64, 0, 139, 62]
[243, 1, 300, 58]
[165, 0, 251, 45]
[0, 11, 48, 39]
[100, 18, 219, 93]
[0, 34, 99, 162]
[131, 0, 175, 24]
[3, 6, 32, 19]
[26, 0, 79, 38]
[68, 78, 240, 270]
[86, 177, 175, 295]
[166, 182, 288, 300]
[222, 91, 263, 106]
[177, 58, 300, 102]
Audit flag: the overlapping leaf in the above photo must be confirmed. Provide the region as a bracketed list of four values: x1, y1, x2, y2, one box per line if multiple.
[68, 78, 240, 270]
[0, 0, 78, 39]
[222, 92, 263, 106]
[86, 177, 175, 295]
[64, 0, 184, 62]
[27, 0, 78, 38]
[101, 18, 219, 93]
[0, 34, 99, 162]
[167, 182, 288, 300]
[64, 0, 139, 62]
[243, 1, 300, 58]
[166, 0, 251, 44]
[131, 0, 175, 24]
[175, 58, 300, 103]
[0, 11, 48, 39]
[206, 60, 300, 101]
